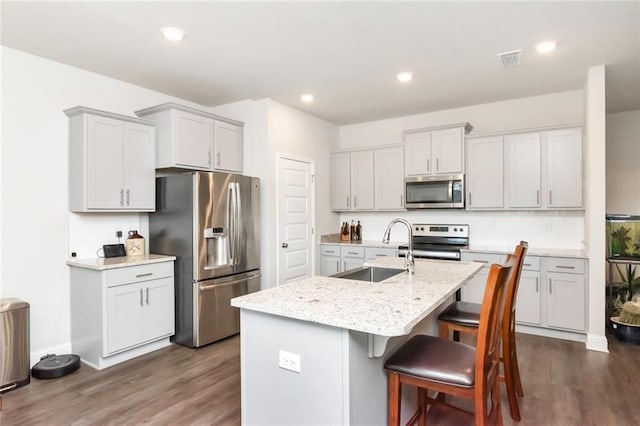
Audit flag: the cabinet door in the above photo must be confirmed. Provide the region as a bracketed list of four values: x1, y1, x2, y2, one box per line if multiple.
[331, 153, 351, 210]
[461, 267, 488, 304]
[214, 121, 243, 173]
[405, 132, 431, 176]
[547, 272, 586, 331]
[321, 256, 341, 276]
[343, 257, 365, 272]
[106, 283, 146, 355]
[123, 122, 155, 210]
[546, 128, 582, 208]
[350, 150, 374, 210]
[466, 137, 504, 209]
[374, 146, 405, 210]
[174, 110, 212, 169]
[431, 127, 463, 174]
[144, 277, 175, 341]
[515, 270, 542, 325]
[507, 132, 541, 208]
[87, 114, 124, 209]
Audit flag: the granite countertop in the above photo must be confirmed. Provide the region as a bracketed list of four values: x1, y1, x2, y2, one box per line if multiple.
[66, 254, 176, 270]
[463, 245, 588, 259]
[231, 257, 483, 337]
[320, 234, 403, 248]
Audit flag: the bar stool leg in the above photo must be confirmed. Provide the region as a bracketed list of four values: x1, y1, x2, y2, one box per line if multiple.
[388, 372, 401, 426]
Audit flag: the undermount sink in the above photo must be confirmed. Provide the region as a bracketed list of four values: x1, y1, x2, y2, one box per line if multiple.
[330, 266, 405, 282]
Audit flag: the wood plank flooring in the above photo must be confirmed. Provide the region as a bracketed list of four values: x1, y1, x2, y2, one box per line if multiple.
[1, 332, 638, 425]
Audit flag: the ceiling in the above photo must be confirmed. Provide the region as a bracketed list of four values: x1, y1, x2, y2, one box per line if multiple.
[1, 1, 639, 125]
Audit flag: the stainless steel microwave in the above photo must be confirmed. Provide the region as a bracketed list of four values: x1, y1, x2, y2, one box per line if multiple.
[404, 174, 465, 209]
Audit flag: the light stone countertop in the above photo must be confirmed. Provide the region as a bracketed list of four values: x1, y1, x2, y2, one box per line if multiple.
[66, 254, 176, 270]
[231, 257, 483, 337]
[319, 239, 404, 249]
[463, 245, 588, 259]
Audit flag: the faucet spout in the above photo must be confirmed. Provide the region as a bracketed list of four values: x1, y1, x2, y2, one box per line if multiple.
[382, 218, 415, 274]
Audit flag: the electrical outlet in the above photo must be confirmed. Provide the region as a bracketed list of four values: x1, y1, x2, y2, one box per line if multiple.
[116, 230, 123, 239]
[278, 350, 301, 373]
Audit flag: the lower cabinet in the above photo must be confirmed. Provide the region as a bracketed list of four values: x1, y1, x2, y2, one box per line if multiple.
[461, 252, 587, 333]
[70, 259, 175, 370]
[320, 244, 398, 276]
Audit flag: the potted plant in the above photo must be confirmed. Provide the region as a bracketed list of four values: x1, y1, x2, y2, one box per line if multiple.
[610, 263, 640, 344]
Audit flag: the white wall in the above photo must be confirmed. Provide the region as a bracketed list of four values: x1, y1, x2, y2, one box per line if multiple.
[606, 110, 640, 215]
[338, 90, 587, 248]
[0, 47, 210, 359]
[584, 65, 608, 352]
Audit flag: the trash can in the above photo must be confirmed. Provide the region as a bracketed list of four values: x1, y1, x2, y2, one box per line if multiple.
[0, 298, 30, 394]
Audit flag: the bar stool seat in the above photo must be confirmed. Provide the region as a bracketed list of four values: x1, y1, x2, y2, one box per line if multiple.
[438, 302, 482, 327]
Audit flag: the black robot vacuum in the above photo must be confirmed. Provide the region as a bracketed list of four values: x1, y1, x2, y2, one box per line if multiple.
[32, 354, 81, 379]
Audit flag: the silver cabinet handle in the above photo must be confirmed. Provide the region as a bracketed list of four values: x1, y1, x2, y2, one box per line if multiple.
[549, 278, 552, 294]
[436, 158, 439, 172]
[354, 196, 357, 208]
[426, 158, 430, 173]
[217, 152, 221, 167]
[136, 272, 153, 278]
[556, 265, 575, 270]
[535, 277, 539, 293]
[208, 151, 212, 166]
[145, 287, 149, 305]
[475, 260, 489, 264]
[282, 242, 288, 248]
[139, 288, 143, 306]
[336, 260, 340, 271]
[549, 190, 553, 205]
[120, 189, 124, 206]
[343, 261, 347, 271]
[536, 190, 540, 205]
[346, 196, 350, 208]
[468, 192, 472, 206]
[126, 189, 130, 206]
[347, 251, 359, 255]
[325, 250, 335, 254]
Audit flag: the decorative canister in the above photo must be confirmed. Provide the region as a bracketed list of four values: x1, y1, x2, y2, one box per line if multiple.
[125, 230, 145, 256]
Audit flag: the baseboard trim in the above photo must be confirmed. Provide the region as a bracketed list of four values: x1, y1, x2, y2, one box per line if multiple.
[586, 333, 609, 353]
[30, 343, 73, 368]
[515, 324, 586, 343]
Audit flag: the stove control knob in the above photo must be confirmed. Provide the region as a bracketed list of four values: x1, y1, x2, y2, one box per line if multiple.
[420, 227, 425, 231]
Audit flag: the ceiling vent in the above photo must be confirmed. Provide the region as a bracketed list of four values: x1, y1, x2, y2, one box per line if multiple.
[497, 49, 522, 68]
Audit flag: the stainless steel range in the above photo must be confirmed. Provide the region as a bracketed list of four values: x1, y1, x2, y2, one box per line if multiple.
[398, 224, 469, 261]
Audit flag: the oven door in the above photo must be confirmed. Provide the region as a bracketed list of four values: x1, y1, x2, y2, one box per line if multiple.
[404, 174, 464, 208]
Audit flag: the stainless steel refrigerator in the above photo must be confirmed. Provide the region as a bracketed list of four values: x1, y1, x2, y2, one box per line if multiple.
[149, 171, 260, 347]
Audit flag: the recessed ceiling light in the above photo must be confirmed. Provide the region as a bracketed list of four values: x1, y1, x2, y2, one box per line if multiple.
[301, 94, 314, 103]
[535, 40, 557, 54]
[396, 72, 413, 83]
[161, 27, 185, 42]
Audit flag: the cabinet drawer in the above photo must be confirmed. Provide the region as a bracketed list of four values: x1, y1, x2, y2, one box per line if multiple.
[105, 261, 174, 287]
[546, 258, 585, 274]
[461, 252, 504, 266]
[320, 245, 341, 256]
[522, 256, 540, 271]
[365, 247, 398, 260]
[341, 246, 365, 258]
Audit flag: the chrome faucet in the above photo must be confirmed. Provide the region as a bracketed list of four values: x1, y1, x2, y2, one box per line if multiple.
[382, 218, 414, 274]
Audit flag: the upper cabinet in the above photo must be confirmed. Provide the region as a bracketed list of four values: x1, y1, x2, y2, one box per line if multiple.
[404, 123, 473, 176]
[66, 107, 156, 212]
[466, 125, 583, 211]
[331, 145, 405, 212]
[135, 103, 244, 173]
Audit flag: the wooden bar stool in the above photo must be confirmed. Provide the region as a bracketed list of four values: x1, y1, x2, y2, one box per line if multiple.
[438, 241, 528, 421]
[384, 256, 514, 426]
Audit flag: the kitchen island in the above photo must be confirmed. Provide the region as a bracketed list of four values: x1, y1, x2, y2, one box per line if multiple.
[231, 257, 483, 425]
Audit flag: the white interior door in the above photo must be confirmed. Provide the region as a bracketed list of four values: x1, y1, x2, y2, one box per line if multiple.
[277, 155, 314, 285]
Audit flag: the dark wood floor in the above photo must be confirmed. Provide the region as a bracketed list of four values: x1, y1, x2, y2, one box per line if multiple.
[1, 332, 638, 425]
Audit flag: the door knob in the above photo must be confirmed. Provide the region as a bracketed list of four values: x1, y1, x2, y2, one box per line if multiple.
[282, 242, 288, 248]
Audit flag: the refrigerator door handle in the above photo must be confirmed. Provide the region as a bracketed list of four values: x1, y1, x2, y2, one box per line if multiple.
[235, 182, 242, 266]
[227, 182, 235, 264]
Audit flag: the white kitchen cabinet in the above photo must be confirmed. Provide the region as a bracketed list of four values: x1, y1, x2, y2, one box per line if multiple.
[365, 247, 398, 260]
[404, 123, 472, 177]
[466, 136, 504, 209]
[507, 132, 541, 208]
[69, 257, 175, 370]
[331, 153, 352, 210]
[350, 151, 375, 210]
[66, 107, 156, 212]
[341, 246, 366, 272]
[460, 252, 505, 303]
[374, 146, 405, 210]
[321, 245, 341, 276]
[546, 128, 583, 208]
[331, 150, 374, 211]
[213, 120, 243, 173]
[135, 102, 244, 172]
[515, 258, 542, 325]
[546, 258, 586, 331]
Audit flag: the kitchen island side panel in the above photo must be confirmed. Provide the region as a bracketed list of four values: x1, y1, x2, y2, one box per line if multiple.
[240, 309, 346, 425]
